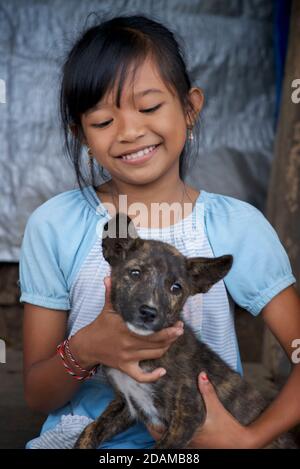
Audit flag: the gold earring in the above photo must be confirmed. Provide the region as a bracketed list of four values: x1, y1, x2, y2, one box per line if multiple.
[188, 127, 194, 141]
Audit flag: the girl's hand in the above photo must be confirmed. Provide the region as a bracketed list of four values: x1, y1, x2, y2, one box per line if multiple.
[147, 372, 254, 448]
[70, 276, 184, 383]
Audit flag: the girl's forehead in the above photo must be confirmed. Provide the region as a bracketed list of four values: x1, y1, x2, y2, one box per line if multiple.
[81, 57, 178, 118]
[101, 58, 175, 106]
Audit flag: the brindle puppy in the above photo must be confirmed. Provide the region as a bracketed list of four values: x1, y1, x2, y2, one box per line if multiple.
[74, 213, 298, 449]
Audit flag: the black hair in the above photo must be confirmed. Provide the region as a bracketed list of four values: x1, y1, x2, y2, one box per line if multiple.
[59, 13, 201, 199]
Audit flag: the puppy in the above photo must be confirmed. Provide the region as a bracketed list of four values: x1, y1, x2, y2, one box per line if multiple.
[74, 213, 298, 449]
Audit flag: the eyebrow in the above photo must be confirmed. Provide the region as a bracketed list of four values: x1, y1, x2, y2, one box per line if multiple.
[86, 88, 164, 115]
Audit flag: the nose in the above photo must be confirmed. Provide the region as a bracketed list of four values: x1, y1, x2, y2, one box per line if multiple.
[117, 114, 145, 143]
[139, 305, 158, 323]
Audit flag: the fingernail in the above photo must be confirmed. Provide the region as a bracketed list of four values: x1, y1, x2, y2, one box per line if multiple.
[176, 329, 183, 336]
[200, 372, 208, 382]
[159, 369, 166, 377]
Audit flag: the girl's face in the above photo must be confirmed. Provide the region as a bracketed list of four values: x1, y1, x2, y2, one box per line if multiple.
[80, 57, 203, 186]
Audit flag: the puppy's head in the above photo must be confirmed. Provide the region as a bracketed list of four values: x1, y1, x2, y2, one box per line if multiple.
[102, 213, 233, 335]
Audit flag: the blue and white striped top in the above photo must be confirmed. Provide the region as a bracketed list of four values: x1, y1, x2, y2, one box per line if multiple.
[19, 185, 296, 449]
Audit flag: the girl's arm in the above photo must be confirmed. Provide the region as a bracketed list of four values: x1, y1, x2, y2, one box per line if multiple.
[23, 304, 84, 414]
[244, 285, 300, 447]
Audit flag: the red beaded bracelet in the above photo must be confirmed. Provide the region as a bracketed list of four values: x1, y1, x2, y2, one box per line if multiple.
[64, 338, 90, 374]
[56, 339, 98, 381]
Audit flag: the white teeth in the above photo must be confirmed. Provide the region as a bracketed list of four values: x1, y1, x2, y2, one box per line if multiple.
[121, 145, 157, 160]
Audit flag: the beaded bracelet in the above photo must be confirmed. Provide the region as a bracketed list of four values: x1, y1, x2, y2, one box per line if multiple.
[64, 338, 90, 374]
[56, 339, 98, 381]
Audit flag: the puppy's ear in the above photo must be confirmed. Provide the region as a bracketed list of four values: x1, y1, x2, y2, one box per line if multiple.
[186, 255, 233, 295]
[102, 213, 143, 266]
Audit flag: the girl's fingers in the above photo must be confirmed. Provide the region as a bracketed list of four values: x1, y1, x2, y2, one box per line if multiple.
[102, 276, 118, 314]
[126, 363, 167, 383]
[129, 326, 184, 349]
[103, 276, 112, 301]
[149, 322, 184, 343]
[174, 320, 184, 329]
[134, 346, 169, 361]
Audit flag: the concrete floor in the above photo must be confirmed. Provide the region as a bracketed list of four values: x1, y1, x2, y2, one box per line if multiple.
[0, 347, 281, 449]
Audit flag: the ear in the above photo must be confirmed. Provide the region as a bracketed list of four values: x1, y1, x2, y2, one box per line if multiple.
[186, 255, 233, 295]
[102, 213, 143, 266]
[185, 87, 204, 127]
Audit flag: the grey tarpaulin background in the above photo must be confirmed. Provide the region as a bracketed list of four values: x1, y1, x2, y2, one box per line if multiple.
[0, 0, 275, 262]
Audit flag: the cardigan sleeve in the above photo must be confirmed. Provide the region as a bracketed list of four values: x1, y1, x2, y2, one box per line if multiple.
[19, 208, 70, 310]
[203, 194, 296, 316]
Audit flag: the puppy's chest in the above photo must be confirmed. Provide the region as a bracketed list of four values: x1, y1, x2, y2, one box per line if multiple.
[106, 368, 163, 426]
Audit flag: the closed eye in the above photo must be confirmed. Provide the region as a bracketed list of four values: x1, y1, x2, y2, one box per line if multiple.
[91, 104, 163, 128]
[92, 120, 113, 128]
[141, 104, 162, 113]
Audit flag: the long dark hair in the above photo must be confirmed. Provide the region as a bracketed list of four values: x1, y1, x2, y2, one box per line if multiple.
[59, 13, 201, 200]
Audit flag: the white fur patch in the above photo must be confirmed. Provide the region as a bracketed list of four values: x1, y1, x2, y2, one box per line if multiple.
[126, 322, 153, 336]
[106, 368, 162, 426]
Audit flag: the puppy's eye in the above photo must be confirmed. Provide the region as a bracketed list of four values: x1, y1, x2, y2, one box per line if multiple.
[170, 282, 182, 294]
[130, 269, 141, 278]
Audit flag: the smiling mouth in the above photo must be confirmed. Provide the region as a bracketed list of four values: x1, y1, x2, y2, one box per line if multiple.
[117, 143, 161, 161]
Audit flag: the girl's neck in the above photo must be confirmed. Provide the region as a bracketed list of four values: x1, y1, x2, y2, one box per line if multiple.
[95, 172, 200, 229]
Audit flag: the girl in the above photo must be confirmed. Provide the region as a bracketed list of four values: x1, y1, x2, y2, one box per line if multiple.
[20, 14, 300, 449]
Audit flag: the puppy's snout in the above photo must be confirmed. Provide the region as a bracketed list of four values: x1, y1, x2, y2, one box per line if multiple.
[139, 305, 158, 323]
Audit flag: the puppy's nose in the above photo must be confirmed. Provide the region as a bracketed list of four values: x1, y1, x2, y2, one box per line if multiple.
[139, 305, 158, 323]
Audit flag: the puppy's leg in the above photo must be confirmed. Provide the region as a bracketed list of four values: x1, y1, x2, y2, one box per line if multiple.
[74, 395, 134, 449]
[154, 388, 205, 449]
[153, 414, 203, 449]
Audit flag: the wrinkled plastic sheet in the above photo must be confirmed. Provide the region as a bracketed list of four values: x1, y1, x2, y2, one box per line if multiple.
[0, 0, 275, 261]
